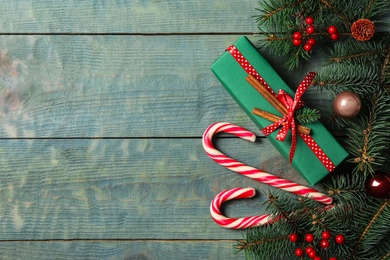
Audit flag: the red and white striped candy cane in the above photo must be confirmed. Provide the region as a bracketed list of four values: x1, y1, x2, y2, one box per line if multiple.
[210, 187, 274, 229]
[202, 122, 333, 205]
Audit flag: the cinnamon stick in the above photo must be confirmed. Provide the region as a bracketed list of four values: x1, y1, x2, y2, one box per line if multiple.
[246, 74, 288, 116]
[253, 107, 311, 135]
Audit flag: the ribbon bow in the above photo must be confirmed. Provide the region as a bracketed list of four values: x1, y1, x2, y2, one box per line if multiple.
[261, 72, 316, 164]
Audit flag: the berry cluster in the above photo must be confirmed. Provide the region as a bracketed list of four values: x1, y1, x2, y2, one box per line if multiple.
[290, 231, 345, 259]
[328, 25, 340, 40]
[292, 16, 316, 52]
[291, 16, 341, 51]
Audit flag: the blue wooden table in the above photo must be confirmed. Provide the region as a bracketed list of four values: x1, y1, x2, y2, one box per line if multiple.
[0, 1, 339, 259]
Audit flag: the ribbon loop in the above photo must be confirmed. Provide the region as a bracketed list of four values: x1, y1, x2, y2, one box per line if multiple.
[261, 72, 316, 163]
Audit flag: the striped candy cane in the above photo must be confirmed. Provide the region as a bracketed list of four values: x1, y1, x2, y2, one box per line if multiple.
[202, 122, 333, 205]
[210, 187, 274, 229]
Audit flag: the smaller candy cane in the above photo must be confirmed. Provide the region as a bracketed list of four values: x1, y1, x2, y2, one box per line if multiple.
[203, 122, 333, 205]
[210, 187, 274, 229]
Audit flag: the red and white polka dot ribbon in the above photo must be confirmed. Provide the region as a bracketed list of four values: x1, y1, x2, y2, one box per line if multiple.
[210, 187, 274, 229]
[202, 122, 333, 205]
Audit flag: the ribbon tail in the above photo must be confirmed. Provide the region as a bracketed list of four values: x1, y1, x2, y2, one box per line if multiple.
[261, 120, 284, 136]
[289, 119, 297, 164]
[276, 123, 290, 142]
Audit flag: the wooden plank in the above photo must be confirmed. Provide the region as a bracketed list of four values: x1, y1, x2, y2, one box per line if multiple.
[0, 137, 305, 240]
[0, 240, 243, 259]
[0, 1, 258, 33]
[0, 35, 331, 138]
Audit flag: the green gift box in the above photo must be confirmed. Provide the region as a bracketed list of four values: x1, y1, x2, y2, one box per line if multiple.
[211, 36, 348, 185]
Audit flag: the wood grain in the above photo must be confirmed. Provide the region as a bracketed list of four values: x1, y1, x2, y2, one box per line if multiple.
[0, 1, 258, 33]
[0, 1, 353, 259]
[0, 35, 334, 139]
[0, 137, 305, 240]
[0, 240, 244, 259]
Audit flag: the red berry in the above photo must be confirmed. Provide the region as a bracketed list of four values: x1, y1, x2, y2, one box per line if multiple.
[335, 234, 345, 244]
[306, 246, 314, 254]
[304, 43, 313, 51]
[307, 38, 316, 45]
[313, 257, 322, 260]
[308, 250, 317, 258]
[306, 25, 315, 34]
[293, 31, 302, 39]
[290, 234, 299, 242]
[295, 248, 304, 257]
[329, 258, 337, 260]
[321, 239, 330, 249]
[330, 33, 340, 41]
[328, 25, 338, 34]
[321, 231, 331, 240]
[293, 38, 302, 46]
[305, 233, 314, 243]
[305, 16, 314, 25]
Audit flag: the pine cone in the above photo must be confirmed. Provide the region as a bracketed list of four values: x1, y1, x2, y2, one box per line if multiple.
[351, 19, 375, 41]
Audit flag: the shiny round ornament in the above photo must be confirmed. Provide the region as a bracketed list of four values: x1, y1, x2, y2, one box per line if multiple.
[365, 173, 390, 198]
[333, 91, 361, 118]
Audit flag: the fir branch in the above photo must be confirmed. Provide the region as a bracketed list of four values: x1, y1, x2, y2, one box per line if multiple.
[238, 219, 298, 259]
[267, 193, 297, 227]
[328, 40, 386, 69]
[329, 50, 380, 63]
[364, 0, 376, 17]
[257, 0, 308, 30]
[353, 121, 376, 174]
[295, 107, 321, 124]
[380, 44, 390, 93]
[322, 173, 368, 209]
[351, 201, 389, 258]
[362, 0, 390, 19]
[319, 0, 351, 27]
[236, 235, 288, 251]
[347, 89, 390, 175]
[380, 250, 390, 260]
[313, 64, 379, 96]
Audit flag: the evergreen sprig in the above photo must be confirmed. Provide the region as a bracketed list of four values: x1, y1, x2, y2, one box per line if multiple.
[346, 89, 390, 176]
[295, 107, 321, 125]
[312, 62, 379, 96]
[255, 0, 390, 69]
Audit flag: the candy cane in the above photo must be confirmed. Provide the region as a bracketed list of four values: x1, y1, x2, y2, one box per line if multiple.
[210, 187, 274, 229]
[202, 122, 333, 205]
